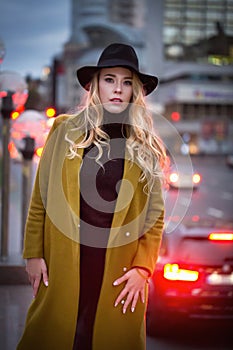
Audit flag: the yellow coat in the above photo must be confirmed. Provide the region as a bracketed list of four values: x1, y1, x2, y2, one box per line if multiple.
[17, 114, 164, 350]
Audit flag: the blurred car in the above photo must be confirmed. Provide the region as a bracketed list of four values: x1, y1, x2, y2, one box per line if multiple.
[146, 217, 233, 335]
[226, 154, 233, 168]
[167, 162, 201, 190]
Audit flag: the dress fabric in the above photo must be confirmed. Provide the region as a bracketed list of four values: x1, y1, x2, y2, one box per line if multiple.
[73, 111, 127, 349]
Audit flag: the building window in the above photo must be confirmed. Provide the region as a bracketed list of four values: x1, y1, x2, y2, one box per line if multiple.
[163, 0, 233, 63]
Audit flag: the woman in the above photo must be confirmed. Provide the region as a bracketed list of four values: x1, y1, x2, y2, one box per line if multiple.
[17, 43, 166, 350]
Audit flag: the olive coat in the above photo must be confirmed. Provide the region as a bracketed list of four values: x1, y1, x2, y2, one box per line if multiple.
[17, 114, 164, 350]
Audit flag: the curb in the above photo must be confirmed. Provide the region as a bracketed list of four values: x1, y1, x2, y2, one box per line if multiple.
[0, 265, 29, 285]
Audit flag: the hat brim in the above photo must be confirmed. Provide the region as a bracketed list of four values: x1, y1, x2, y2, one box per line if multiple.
[76, 65, 158, 96]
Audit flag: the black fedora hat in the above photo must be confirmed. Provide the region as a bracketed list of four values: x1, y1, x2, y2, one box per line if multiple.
[76, 43, 158, 96]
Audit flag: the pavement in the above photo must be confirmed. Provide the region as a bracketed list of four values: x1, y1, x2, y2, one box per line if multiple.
[0, 254, 31, 350]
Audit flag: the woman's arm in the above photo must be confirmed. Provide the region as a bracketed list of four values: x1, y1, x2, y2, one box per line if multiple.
[113, 178, 165, 313]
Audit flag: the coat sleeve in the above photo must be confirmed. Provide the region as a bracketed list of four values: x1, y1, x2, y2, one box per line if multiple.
[131, 177, 165, 276]
[22, 116, 67, 259]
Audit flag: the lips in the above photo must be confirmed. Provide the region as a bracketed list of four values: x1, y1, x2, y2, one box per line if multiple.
[110, 98, 123, 102]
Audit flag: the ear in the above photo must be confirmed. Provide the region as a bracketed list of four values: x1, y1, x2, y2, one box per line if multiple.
[142, 85, 147, 96]
[84, 82, 91, 91]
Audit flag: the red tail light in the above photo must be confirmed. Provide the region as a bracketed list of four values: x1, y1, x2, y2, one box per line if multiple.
[164, 263, 199, 282]
[208, 232, 233, 241]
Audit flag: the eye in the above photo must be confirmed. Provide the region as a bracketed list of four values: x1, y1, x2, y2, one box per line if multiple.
[124, 80, 132, 86]
[105, 77, 114, 83]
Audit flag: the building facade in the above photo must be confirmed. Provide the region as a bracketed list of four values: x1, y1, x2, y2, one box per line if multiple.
[54, 0, 233, 154]
[158, 0, 233, 154]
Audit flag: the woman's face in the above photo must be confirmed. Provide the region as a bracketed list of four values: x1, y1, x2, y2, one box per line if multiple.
[98, 67, 133, 114]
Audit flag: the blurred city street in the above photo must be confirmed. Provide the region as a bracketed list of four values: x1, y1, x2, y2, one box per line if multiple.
[1, 1, 233, 349]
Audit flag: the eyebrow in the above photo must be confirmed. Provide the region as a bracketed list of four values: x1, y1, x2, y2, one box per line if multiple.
[104, 73, 132, 79]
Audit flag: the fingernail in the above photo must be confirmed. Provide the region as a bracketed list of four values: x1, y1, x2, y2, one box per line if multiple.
[114, 302, 118, 307]
[131, 307, 135, 312]
[123, 308, 126, 314]
[45, 281, 49, 287]
[113, 281, 118, 286]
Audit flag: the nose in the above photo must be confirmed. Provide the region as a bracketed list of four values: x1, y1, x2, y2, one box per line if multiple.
[114, 81, 122, 93]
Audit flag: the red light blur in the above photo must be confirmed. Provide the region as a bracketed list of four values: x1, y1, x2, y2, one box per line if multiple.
[208, 232, 233, 241]
[192, 215, 200, 222]
[8, 141, 19, 159]
[0, 91, 7, 98]
[163, 263, 199, 282]
[171, 112, 181, 122]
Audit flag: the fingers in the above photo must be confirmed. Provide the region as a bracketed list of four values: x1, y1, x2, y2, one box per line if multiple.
[113, 274, 127, 287]
[41, 259, 49, 287]
[26, 258, 49, 297]
[131, 291, 139, 313]
[113, 270, 146, 314]
[32, 274, 41, 298]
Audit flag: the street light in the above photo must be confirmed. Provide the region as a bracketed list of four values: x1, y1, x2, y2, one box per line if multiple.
[0, 71, 28, 260]
[0, 92, 13, 260]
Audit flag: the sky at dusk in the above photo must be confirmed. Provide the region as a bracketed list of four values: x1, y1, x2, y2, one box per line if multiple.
[0, 0, 70, 79]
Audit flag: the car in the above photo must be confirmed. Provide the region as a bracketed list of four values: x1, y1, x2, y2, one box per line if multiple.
[167, 161, 201, 190]
[166, 155, 202, 190]
[146, 217, 233, 336]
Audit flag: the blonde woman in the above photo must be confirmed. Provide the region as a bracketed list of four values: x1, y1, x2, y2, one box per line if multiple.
[17, 43, 166, 350]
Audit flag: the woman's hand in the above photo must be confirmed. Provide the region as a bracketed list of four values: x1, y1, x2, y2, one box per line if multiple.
[26, 258, 49, 298]
[113, 268, 149, 314]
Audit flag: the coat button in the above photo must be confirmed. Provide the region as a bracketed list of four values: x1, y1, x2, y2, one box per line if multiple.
[125, 232, 130, 237]
[123, 267, 127, 272]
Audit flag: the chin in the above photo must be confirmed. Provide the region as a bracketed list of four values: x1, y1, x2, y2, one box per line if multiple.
[104, 103, 128, 114]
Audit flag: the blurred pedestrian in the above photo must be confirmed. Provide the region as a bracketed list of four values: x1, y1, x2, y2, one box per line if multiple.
[17, 43, 166, 350]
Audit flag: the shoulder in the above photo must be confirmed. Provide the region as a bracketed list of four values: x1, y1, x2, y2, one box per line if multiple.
[52, 112, 84, 131]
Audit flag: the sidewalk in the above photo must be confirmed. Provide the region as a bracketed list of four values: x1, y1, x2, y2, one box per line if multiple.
[0, 285, 32, 350]
[0, 253, 31, 350]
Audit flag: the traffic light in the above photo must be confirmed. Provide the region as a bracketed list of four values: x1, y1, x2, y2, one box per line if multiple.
[11, 104, 25, 120]
[45, 107, 56, 118]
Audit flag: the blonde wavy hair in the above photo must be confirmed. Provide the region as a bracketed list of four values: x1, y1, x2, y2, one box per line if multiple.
[65, 71, 167, 192]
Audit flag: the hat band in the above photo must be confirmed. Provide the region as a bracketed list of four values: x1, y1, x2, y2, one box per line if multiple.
[98, 58, 139, 71]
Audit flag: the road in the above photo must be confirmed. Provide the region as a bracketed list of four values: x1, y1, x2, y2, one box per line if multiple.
[164, 155, 233, 231]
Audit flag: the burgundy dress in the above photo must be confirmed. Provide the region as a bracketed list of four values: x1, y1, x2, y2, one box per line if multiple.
[73, 111, 127, 349]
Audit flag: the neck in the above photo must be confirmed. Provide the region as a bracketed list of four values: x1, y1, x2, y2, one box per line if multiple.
[103, 107, 129, 124]
[102, 108, 129, 138]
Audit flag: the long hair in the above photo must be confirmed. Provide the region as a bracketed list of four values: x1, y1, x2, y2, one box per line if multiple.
[65, 71, 167, 192]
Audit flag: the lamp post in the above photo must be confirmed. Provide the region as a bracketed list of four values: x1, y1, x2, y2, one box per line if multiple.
[20, 136, 35, 251]
[0, 92, 13, 260]
[0, 71, 28, 260]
